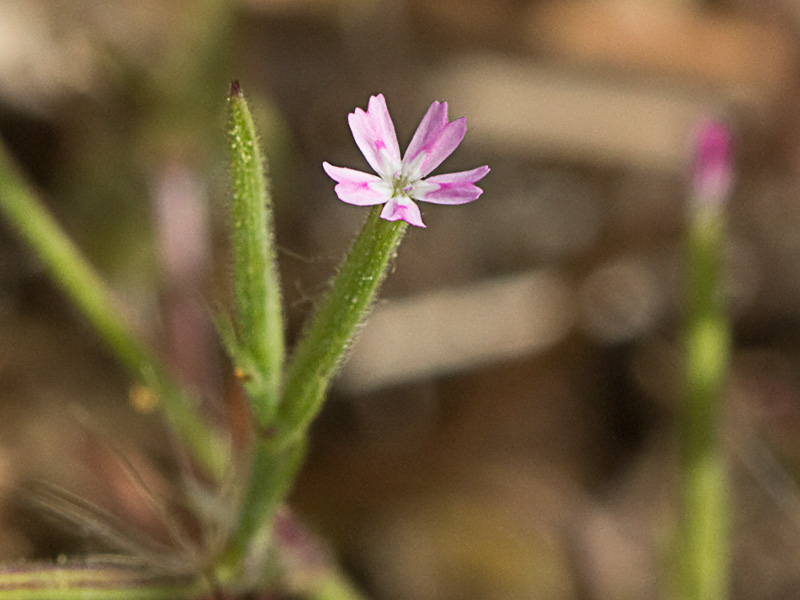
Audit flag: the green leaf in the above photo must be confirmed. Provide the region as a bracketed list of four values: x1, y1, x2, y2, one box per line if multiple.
[226, 81, 285, 427]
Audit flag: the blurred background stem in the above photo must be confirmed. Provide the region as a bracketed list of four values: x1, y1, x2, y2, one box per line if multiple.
[0, 139, 226, 478]
[677, 121, 734, 600]
[0, 553, 366, 600]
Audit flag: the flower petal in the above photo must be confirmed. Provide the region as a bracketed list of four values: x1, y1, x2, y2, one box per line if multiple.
[347, 94, 402, 177]
[323, 162, 390, 206]
[403, 101, 467, 178]
[412, 166, 490, 205]
[380, 197, 426, 228]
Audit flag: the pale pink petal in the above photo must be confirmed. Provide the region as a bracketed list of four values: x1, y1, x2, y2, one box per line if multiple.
[323, 162, 389, 206]
[347, 94, 401, 177]
[403, 101, 447, 167]
[380, 197, 426, 228]
[413, 166, 490, 205]
[403, 101, 467, 177]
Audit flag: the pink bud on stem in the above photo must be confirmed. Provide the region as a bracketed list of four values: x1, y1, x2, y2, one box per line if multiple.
[692, 120, 734, 207]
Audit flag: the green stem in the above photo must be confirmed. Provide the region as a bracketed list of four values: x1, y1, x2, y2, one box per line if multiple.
[0, 554, 370, 600]
[223, 206, 407, 581]
[278, 206, 407, 443]
[678, 205, 730, 600]
[0, 559, 209, 600]
[219, 437, 307, 585]
[0, 139, 226, 478]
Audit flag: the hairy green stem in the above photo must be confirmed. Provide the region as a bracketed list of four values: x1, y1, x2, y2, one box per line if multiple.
[278, 206, 407, 443]
[224, 206, 406, 583]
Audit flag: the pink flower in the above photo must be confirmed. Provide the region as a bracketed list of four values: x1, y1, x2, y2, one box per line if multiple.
[323, 94, 490, 228]
[692, 120, 734, 205]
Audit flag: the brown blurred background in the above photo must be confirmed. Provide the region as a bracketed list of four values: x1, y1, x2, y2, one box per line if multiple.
[3, 0, 800, 598]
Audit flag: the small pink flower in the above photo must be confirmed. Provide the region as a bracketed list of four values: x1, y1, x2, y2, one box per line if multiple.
[323, 94, 490, 228]
[692, 120, 734, 205]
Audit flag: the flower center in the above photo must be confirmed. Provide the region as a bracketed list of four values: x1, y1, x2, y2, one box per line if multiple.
[390, 171, 414, 198]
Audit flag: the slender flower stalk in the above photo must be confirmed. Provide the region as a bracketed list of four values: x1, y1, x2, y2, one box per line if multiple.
[296, 93, 487, 434]
[278, 207, 407, 442]
[677, 120, 734, 600]
[225, 93, 488, 586]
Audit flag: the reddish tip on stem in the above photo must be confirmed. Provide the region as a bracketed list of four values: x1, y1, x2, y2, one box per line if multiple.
[693, 119, 734, 204]
[230, 80, 242, 98]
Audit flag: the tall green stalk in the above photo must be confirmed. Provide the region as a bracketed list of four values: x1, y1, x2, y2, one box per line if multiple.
[220, 86, 403, 595]
[677, 121, 734, 600]
[224, 206, 405, 586]
[222, 206, 406, 580]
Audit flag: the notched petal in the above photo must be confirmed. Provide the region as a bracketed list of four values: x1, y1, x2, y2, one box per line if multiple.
[404, 101, 448, 164]
[421, 118, 468, 177]
[323, 162, 389, 206]
[427, 165, 490, 185]
[403, 102, 468, 178]
[380, 197, 426, 228]
[323, 162, 376, 183]
[415, 166, 490, 205]
[348, 94, 402, 176]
